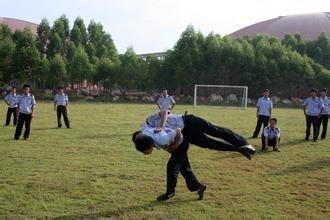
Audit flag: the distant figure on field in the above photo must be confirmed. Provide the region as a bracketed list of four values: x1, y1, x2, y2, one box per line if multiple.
[54, 87, 70, 128]
[302, 88, 324, 142]
[157, 89, 176, 112]
[262, 118, 280, 152]
[14, 84, 36, 140]
[318, 88, 329, 140]
[4, 86, 18, 126]
[252, 89, 273, 138]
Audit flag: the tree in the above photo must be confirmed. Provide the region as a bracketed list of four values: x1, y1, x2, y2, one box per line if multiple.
[36, 18, 51, 56]
[0, 25, 14, 83]
[69, 46, 91, 89]
[87, 21, 119, 63]
[117, 47, 147, 90]
[49, 54, 66, 88]
[12, 29, 41, 85]
[36, 57, 50, 89]
[53, 15, 70, 41]
[73, 17, 87, 45]
[47, 32, 64, 58]
[94, 58, 118, 90]
[70, 25, 83, 46]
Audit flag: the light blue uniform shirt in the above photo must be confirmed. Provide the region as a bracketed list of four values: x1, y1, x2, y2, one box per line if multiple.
[55, 93, 68, 106]
[263, 126, 281, 140]
[142, 127, 180, 150]
[17, 94, 36, 114]
[302, 98, 324, 116]
[257, 97, 273, 116]
[146, 113, 185, 129]
[320, 97, 329, 115]
[5, 93, 18, 108]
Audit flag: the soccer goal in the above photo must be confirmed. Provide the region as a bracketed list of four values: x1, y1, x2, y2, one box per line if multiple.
[193, 84, 248, 109]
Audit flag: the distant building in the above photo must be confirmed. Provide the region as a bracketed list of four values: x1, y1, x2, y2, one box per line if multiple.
[230, 12, 330, 40]
[138, 52, 166, 61]
[0, 17, 38, 33]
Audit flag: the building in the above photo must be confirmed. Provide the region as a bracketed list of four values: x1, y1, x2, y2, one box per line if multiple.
[230, 12, 330, 40]
[0, 17, 38, 33]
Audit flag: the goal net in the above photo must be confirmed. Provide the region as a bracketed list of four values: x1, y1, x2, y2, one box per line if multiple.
[193, 85, 248, 109]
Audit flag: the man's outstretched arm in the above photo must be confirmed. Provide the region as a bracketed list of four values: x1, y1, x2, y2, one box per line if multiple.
[155, 110, 168, 132]
[167, 128, 183, 154]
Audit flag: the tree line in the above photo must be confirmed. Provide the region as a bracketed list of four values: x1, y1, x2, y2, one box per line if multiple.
[0, 16, 329, 98]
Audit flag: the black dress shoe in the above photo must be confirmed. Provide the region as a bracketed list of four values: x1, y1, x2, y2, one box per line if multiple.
[157, 192, 175, 201]
[197, 185, 207, 200]
[239, 145, 255, 160]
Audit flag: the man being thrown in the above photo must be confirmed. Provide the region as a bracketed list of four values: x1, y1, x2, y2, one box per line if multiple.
[141, 110, 255, 160]
[133, 128, 206, 201]
[132, 111, 255, 201]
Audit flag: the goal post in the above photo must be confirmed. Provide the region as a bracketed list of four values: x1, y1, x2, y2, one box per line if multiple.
[193, 84, 248, 109]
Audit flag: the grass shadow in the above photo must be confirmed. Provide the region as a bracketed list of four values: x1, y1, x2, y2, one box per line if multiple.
[54, 198, 198, 219]
[272, 158, 330, 176]
[79, 133, 129, 139]
[33, 127, 58, 130]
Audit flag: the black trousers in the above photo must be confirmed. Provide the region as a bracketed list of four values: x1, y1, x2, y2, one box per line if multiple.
[57, 105, 70, 128]
[253, 115, 270, 137]
[167, 139, 201, 194]
[306, 115, 319, 141]
[262, 136, 281, 148]
[318, 115, 328, 139]
[182, 115, 249, 152]
[14, 113, 32, 139]
[5, 107, 17, 126]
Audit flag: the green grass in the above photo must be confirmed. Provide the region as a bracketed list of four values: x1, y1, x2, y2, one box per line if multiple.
[0, 103, 329, 218]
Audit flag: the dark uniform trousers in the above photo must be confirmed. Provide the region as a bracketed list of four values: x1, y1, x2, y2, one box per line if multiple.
[167, 139, 201, 194]
[306, 115, 319, 141]
[15, 113, 32, 139]
[5, 107, 17, 126]
[182, 115, 249, 151]
[253, 115, 270, 137]
[57, 105, 70, 128]
[262, 136, 281, 148]
[318, 115, 328, 139]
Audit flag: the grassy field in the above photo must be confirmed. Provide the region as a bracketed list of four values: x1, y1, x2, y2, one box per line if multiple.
[0, 102, 329, 218]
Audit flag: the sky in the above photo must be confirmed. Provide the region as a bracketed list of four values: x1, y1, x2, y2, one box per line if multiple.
[1, 0, 330, 54]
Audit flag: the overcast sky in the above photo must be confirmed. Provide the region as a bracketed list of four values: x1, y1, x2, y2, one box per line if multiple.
[1, 0, 329, 54]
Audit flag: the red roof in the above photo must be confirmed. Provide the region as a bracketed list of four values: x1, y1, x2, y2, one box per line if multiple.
[0, 17, 38, 33]
[230, 12, 330, 40]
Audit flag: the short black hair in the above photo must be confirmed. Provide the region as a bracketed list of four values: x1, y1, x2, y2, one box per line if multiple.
[263, 89, 270, 93]
[310, 88, 317, 93]
[11, 86, 16, 89]
[320, 88, 327, 93]
[132, 131, 154, 152]
[58, 86, 64, 90]
[270, 118, 277, 123]
[22, 84, 30, 89]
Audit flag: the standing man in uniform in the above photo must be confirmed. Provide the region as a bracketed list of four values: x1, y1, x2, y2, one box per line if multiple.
[54, 87, 70, 128]
[157, 89, 176, 112]
[262, 118, 281, 151]
[302, 88, 324, 142]
[318, 88, 329, 140]
[4, 86, 18, 126]
[252, 89, 273, 138]
[14, 84, 36, 140]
